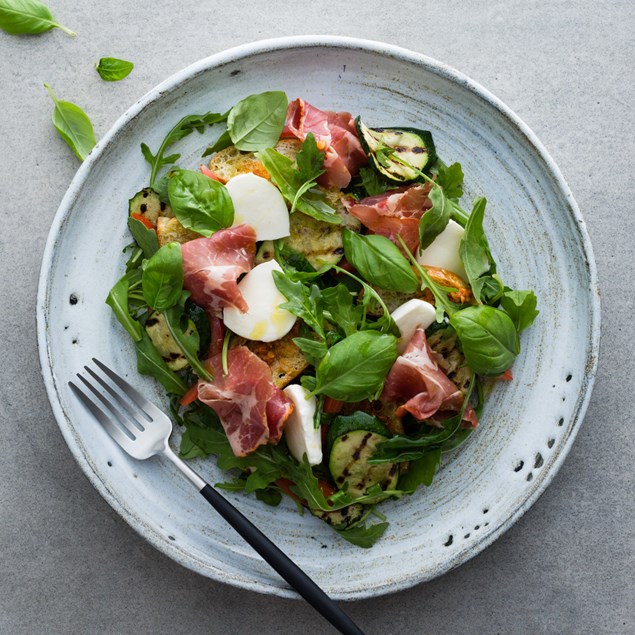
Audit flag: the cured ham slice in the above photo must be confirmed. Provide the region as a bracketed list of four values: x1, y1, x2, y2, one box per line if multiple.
[382, 327, 478, 428]
[346, 184, 433, 253]
[197, 347, 293, 457]
[181, 225, 256, 313]
[283, 98, 367, 189]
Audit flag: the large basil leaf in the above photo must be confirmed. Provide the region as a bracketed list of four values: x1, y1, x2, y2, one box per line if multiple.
[256, 148, 340, 224]
[167, 169, 234, 236]
[227, 91, 288, 151]
[141, 242, 183, 311]
[95, 57, 134, 82]
[450, 305, 519, 375]
[44, 84, 96, 161]
[127, 216, 158, 258]
[342, 230, 418, 293]
[0, 0, 75, 36]
[313, 331, 398, 401]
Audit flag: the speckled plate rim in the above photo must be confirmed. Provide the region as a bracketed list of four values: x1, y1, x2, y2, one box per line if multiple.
[37, 35, 600, 600]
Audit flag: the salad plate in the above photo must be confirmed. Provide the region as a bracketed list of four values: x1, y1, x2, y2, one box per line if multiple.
[37, 36, 600, 599]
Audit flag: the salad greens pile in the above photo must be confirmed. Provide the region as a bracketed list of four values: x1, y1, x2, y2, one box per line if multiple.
[105, 90, 538, 547]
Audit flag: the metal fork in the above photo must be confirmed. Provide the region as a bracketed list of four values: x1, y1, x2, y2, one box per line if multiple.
[69, 358, 364, 635]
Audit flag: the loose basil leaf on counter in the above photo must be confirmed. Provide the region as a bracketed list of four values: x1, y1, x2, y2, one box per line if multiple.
[342, 230, 419, 293]
[459, 197, 504, 304]
[105, 274, 143, 342]
[95, 57, 134, 82]
[141, 242, 184, 311]
[0, 0, 75, 36]
[135, 331, 187, 395]
[313, 331, 398, 402]
[167, 169, 234, 236]
[44, 84, 96, 161]
[227, 91, 288, 151]
[450, 305, 519, 375]
[257, 148, 340, 224]
[499, 289, 539, 333]
[419, 183, 451, 250]
[127, 216, 158, 259]
[141, 111, 228, 186]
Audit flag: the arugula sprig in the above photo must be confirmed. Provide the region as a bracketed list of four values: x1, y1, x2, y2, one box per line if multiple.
[141, 111, 229, 187]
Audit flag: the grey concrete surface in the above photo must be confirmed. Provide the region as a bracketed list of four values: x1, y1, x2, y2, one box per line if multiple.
[0, 1, 633, 633]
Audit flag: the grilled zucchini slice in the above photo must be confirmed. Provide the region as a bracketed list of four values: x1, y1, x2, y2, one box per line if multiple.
[129, 187, 173, 227]
[356, 118, 436, 182]
[329, 430, 398, 499]
[145, 311, 196, 371]
[311, 504, 365, 529]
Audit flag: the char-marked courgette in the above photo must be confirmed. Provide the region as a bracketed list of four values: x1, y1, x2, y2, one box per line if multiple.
[356, 118, 436, 182]
[327, 412, 398, 500]
[129, 187, 173, 226]
[311, 504, 365, 529]
[145, 311, 197, 371]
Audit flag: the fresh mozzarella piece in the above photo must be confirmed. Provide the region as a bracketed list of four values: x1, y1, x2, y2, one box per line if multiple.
[283, 385, 322, 466]
[391, 299, 436, 353]
[225, 173, 290, 240]
[222, 260, 295, 342]
[416, 219, 467, 279]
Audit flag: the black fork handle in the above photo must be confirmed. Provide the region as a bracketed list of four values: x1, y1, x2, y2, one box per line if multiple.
[199, 485, 365, 635]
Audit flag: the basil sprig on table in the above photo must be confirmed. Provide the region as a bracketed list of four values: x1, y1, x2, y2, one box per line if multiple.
[0, 0, 75, 36]
[167, 169, 234, 236]
[227, 91, 288, 151]
[95, 57, 134, 82]
[44, 84, 96, 161]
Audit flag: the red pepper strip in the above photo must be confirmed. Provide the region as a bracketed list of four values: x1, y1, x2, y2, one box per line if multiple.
[496, 369, 514, 381]
[130, 213, 155, 230]
[180, 383, 199, 406]
[200, 164, 227, 183]
[323, 397, 344, 414]
[275, 478, 336, 507]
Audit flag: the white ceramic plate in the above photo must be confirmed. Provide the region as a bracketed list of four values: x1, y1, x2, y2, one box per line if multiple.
[37, 36, 600, 600]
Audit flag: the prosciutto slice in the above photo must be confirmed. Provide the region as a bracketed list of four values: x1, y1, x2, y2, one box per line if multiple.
[197, 347, 294, 457]
[283, 99, 367, 189]
[346, 184, 433, 253]
[181, 224, 256, 313]
[382, 327, 478, 428]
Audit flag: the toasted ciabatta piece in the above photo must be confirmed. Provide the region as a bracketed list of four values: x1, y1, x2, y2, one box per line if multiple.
[156, 217, 200, 246]
[208, 139, 302, 182]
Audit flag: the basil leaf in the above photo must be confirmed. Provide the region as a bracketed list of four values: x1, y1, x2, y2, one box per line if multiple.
[163, 302, 213, 382]
[127, 216, 158, 259]
[201, 129, 232, 157]
[135, 330, 187, 395]
[459, 197, 504, 303]
[228, 91, 288, 151]
[141, 242, 183, 311]
[256, 148, 340, 224]
[499, 289, 539, 333]
[105, 273, 142, 342]
[167, 169, 234, 236]
[334, 521, 389, 549]
[0, 0, 74, 36]
[44, 83, 96, 161]
[342, 230, 418, 293]
[435, 162, 464, 200]
[142, 111, 228, 186]
[314, 331, 398, 401]
[397, 448, 442, 492]
[450, 305, 519, 375]
[95, 57, 134, 82]
[419, 184, 451, 250]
